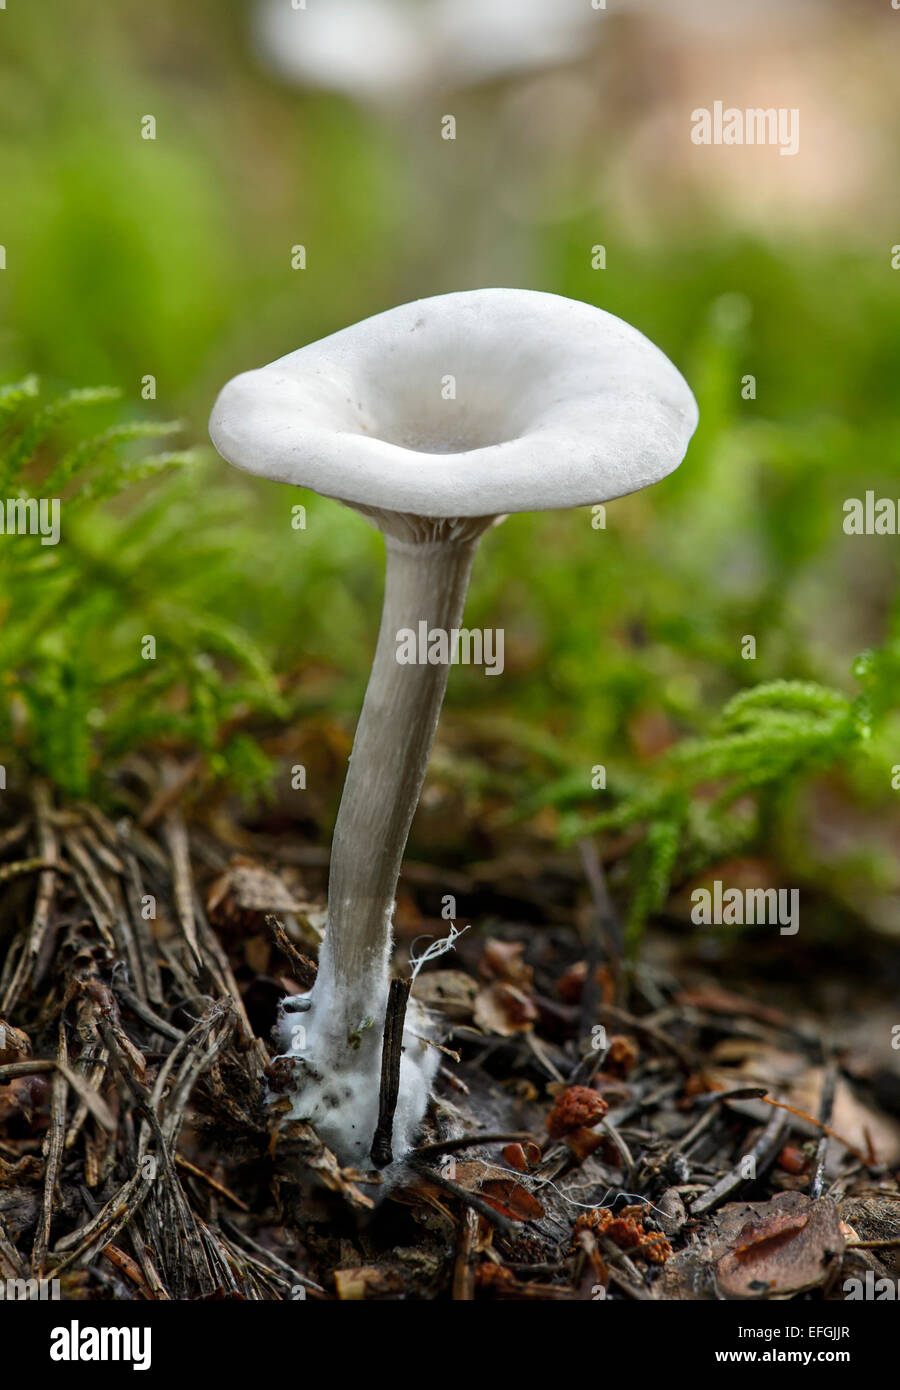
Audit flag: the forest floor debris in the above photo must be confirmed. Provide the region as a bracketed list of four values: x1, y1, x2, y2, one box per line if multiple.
[0, 776, 898, 1301]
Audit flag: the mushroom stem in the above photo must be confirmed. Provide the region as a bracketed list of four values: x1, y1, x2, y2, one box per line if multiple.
[319, 523, 486, 1026]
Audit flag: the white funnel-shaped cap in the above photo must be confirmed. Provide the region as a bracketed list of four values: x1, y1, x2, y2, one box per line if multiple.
[209, 288, 698, 520]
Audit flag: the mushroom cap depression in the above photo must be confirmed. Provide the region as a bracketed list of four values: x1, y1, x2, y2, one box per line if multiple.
[209, 288, 699, 518]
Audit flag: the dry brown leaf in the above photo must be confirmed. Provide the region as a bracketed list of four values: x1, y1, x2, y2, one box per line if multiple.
[473, 981, 538, 1036]
[479, 1179, 546, 1222]
[0, 1022, 31, 1065]
[207, 858, 315, 931]
[0, 1154, 44, 1186]
[0, 1074, 50, 1131]
[411, 969, 478, 1020]
[502, 1141, 541, 1172]
[478, 939, 533, 988]
[716, 1196, 845, 1298]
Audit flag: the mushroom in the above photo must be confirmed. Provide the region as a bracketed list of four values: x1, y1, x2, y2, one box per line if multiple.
[209, 288, 698, 1168]
[253, 0, 601, 104]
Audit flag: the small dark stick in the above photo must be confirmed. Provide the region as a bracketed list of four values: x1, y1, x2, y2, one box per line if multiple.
[370, 976, 412, 1169]
[690, 1105, 787, 1217]
[266, 914, 317, 990]
[809, 1061, 838, 1201]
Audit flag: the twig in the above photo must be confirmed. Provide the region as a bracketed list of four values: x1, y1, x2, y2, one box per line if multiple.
[810, 1062, 839, 1199]
[761, 1093, 870, 1168]
[413, 1131, 533, 1160]
[0, 1214, 25, 1279]
[64, 1046, 111, 1153]
[139, 755, 204, 830]
[595, 1234, 653, 1300]
[220, 1215, 326, 1297]
[114, 981, 185, 1043]
[671, 1087, 768, 1157]
[102, 1242, 157, 1299]
[0, 1058, 56, 1081]
[56, 1060, 116, 1133]
[266, 914, 317, 990]
[525, 1030, 567, 1083]
[606, 1265, 653, 1300]
[163, 810, 202, 975]
[408, 1158, 518, 1240]
[52, 1005, 235, 1275]
[0, 857, 64, 883]
[52, 1168, 152, 1271]
[193, 897, 267, 1068]
[2, 782, 59, 1012]
[452, 1207, 480, 1301]
[690, 1104, 788, 1217]
[595, 1002, 696, 1071]
[0, 819, 30, 856]
[119, 839, 163, 1005]
[127, 1237, 169, 1300]
[371, 977, 411, 1169]
[175, 1154, 249, 1212]
[65, 830, 118, 951]
[33, 1022, 68, 1274]
[600, 1118, 634, 1179]
[96, 1016, 173, 1179]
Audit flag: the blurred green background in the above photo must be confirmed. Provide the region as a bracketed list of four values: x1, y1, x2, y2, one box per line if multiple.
[1, 0, 899, 940]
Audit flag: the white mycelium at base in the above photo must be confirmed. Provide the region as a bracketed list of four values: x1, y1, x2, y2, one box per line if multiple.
[271, 927, 439, 1169]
